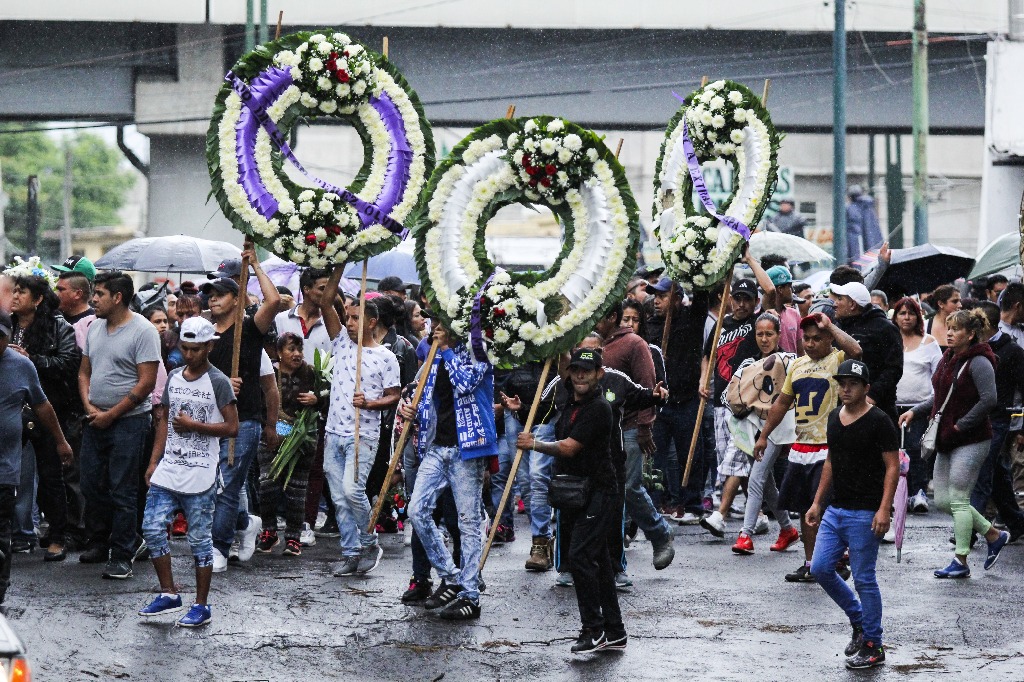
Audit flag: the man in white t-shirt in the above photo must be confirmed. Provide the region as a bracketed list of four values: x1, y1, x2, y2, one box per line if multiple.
[138, 317, 238, 628]
[321, 267, 401, 577]
[273, 267, 333, 363]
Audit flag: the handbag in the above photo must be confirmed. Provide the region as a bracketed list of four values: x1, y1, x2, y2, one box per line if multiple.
[920, 362, 968, 460]
[548, 474, 591, 511]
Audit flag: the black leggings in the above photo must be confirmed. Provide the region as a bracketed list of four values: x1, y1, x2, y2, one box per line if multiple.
[26, 418, 69, 546]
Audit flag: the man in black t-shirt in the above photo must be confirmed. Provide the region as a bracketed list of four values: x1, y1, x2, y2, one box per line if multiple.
[518, 348, 624, 654]
[806, 359, 898, 670]
[203, 240, 281, 572]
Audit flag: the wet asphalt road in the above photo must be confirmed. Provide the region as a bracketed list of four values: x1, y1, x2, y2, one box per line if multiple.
[7, 509, 1024, 681]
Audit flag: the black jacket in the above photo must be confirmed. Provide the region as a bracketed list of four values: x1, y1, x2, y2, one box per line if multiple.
[648, 291, 710, 404]
[19, 314, 82, 413]
[837, 305, 903, 413]
[989, 333, 1024, 418]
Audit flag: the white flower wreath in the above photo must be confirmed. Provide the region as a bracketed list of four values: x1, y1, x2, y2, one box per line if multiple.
[653, 80, 780, 289]
[207, 30, 434, 266]
[414, 117, 639, 367]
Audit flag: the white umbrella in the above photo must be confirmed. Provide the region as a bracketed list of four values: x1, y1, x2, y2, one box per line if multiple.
[95, 235, 242, 273]
[749, 231, 834, 265]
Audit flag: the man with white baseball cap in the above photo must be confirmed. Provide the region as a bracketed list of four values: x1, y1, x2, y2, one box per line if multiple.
[830, 282, 903, 424]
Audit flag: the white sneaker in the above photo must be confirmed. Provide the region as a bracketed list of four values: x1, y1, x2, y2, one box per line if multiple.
[677, 512, 701, 525]
[315, 511, 327, 530]
[236, 514, 262, 562]
[228, 539, 239, 561]
[212, 548, 227, 573]
[300, 522, 316, 547]
[753, 513, 770, 535]
[403, 522, 413, 547]
[700, 511, 726, 538]
[882, 527, 896, 544]
[911, 490, 929, 514]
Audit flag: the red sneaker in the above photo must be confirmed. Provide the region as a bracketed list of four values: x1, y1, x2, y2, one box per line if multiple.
[732, 533, 754, 555]
[516, 498, 526, 514]
[770, 526, 800, 552]
[171, 513, 188, 538]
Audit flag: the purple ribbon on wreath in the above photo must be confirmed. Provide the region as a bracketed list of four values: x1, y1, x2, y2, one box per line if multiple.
[670, 92, 751, 241]
[226, 70, 411, 239]
[469, 271, 499, 363]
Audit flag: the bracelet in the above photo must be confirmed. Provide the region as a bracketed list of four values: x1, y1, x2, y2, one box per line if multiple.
[532, 435, 538, 450]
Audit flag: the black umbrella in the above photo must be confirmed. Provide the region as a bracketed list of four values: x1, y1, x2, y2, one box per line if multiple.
[876, 244, 974, 297]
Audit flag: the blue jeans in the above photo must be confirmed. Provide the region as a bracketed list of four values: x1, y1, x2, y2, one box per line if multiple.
[143, 484, 216, 567]
[212, 419, 261, 555]
[13, 442, 36, 543]
[409, 445, 487, 602]
[528, 422, 555, 537]
[491, 412, 532, 529]
[80, 413, 151, 561]
[323, 432, 378, 557]
[622, 428, 671, 544]
[810, 507, 883, 644]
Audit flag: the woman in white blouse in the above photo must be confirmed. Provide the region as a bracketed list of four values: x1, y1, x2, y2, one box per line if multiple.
[894, 297, 943, 512]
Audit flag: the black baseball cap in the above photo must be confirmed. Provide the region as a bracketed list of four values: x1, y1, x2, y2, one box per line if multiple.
[568, 347, 603, 371]
[208, 258, 245, 280]
[200, 277, 240, 296]
[731, 279, 758, 300]
[377, 275, 410, 293]
[833, 359, 871, 384]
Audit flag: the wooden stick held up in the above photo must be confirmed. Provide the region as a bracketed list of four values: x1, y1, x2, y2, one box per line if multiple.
[366, 338, 440, 533]
[382, 36, 389, 59]
[479, 357, 553, 571]
[275, 11, 283, 40]
[351, 260, 369, 482]
[228, 240, 251, 466]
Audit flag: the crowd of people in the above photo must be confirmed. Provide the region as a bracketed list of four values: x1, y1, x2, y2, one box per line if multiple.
[0, 242, 1022, 666]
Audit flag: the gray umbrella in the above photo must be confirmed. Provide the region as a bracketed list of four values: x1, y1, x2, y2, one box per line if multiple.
[94, 235, 242, 273]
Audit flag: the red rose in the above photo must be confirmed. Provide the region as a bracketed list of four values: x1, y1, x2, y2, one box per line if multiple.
[317, 240, 327, 251]
[305, 233, 316, 244]
[540, 176, 552, 187]
[545, 164, 557, 176]
[326, 52, 338, 72]
[485, 328, 494, 339]
[328, 225, 342, 236]
[493, 307, 506, 317]
[529, 178, 538, 187]
[525, 165, 538, 176]
[338, 70, 349, 83]
[522, 154, 531, 166]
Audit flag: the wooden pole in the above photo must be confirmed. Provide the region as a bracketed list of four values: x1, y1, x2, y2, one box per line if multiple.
[700, 75, 709, 88]
[479, 357, 554, 571]
[274, 11, 283, 40]
[366, 338, 440, 533]
[762, 78, 771, 106]
[382, 36, 389, 59]
[351, 260, 369, 481]
[228, 241, 251, 466]
[660, 283, 675, 353]
[682, 277, 730, 486]
[505, 104, 516, 119]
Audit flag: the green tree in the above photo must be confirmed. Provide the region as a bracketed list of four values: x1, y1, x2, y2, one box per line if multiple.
[0, 125, 137, 259]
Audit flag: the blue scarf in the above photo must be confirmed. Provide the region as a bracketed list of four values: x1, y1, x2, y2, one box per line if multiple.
[416, 344, 498, 461]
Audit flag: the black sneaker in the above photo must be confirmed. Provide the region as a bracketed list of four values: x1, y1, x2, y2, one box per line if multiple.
[845, 624, 864, 657]
[571, 628, 607, 654]
[423, 581, 462, 610]
[256, 530, 279, 553]
[10, 540, 33, 554]
[846, 641, 885, 669]
[315, 518, 340, 538]
[401, 578, 433, 603]
[836, 561, 852, 581]
[438, 596, 481, 621]
[784, 564, 816, 583]
[102, 559, 133, 580]
[602, 628, 628, 651]
[79, 546, 108, 564]
[492, 524, 515, 545]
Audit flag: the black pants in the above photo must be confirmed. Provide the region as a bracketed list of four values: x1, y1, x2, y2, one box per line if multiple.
[258, 441, 314, 540]
[561, 489, 623, 633]
[606, 457, 626, 573]
[25, 419, 69, 545]
[0, 486, 14, 601]
[365, 419, 393, 508]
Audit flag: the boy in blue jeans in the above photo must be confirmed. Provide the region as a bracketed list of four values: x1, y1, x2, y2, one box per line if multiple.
[137, 317, 239, 627]
[806, 359, 899, 669]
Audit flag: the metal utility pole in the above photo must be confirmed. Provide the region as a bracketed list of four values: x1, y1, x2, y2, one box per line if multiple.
[832, 0, 848, 263]
[61, 149, 73, 259]
[258, 0, 269, 44]
[912, 0, 929, 245]
[244, 0, 255, 53]
[26, 176, 39, 256]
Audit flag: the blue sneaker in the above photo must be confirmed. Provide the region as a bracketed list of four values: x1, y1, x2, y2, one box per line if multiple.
[934, 558, 970, 579]
[138, 594, 183, 617]
[984, 530, 1010, 570]
[177, 604, 212, 628]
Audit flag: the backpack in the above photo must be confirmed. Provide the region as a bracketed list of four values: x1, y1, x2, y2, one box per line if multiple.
[726, 352, 793, 420]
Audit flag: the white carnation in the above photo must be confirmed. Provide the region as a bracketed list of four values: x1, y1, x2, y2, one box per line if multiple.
[317, 42, 333, 54]
[563, 133, 582, 151]
[319, 100, 338, 114]
[309, 33, 326, 43]
[308, 58, 324, 72]
[540, 138, 557, 155]
[318, 199, 334, 213]
[278, 198, 296, 214]
[300, 93, 319, 108]
[557, 149, 573, 164]
[524, 119, 538, 133]
[507, 133, 519, 148]
[733, 109, 748, 123]
[712, 115, 726, 129]
[730, 129, 745, 144]
[298, 189, 315, 202]
[710, 96, 725, 110]
[586, 148, 599, 162]
[353, 81, 366, 96]
[299, 202, 315, 216]
[335, 83, 351, 98]
[510, 341, 526, 357]
[288, 216, 303, 231]
[546, 119, 564, 132]
[728, 90, 743, 104]
[317, 76, 332, 91]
